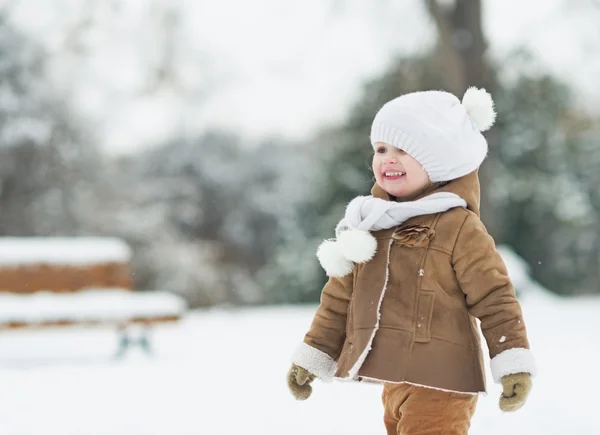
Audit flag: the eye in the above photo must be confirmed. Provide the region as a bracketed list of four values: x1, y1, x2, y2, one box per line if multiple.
[376, 146, 387, 154]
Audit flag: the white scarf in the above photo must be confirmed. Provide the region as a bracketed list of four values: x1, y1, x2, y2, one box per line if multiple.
[317, 192, 466, 277]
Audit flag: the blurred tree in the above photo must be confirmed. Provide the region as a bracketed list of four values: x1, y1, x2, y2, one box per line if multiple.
[106, 132, 314, 307]
[491, 65, 600, 295]
[425, 0, 493, 94]
[0, 11, 102, 237]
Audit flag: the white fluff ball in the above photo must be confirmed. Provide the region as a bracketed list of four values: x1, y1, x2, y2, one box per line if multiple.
[316, 239, 354, 277]
[462, 86, 496, 132]
[337, 229, 377, 264]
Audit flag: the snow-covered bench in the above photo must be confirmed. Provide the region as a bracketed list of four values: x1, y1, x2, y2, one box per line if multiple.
[0, 288, 188, 357]
[0, 237, 188, 357]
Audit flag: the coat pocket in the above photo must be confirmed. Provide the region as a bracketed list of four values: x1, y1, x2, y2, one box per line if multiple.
[415, 291, 436, 343]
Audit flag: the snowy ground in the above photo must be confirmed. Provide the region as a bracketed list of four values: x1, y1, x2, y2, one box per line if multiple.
[0, 287, 598, 434]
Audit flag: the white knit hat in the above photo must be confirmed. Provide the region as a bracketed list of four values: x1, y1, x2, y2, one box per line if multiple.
[370, 87, 496, 182]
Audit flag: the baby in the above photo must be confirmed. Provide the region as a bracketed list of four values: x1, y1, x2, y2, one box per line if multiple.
[287, 88, 536, 434]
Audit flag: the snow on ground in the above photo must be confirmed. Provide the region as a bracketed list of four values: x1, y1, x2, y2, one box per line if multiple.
[0, 288, 598, 434]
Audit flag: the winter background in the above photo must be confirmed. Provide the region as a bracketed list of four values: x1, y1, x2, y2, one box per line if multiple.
[0, 0, 600, 434]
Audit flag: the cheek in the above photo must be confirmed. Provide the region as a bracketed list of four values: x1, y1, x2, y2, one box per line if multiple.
[407, 160, 429, 183]
[372, 158, 381, 179]
[418, 167, 430, 184]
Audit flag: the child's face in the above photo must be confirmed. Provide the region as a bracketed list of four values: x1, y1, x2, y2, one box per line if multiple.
[372, 142, 431, 200]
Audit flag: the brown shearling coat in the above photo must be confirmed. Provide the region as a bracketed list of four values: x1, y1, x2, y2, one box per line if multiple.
[299, 171, 532, 393]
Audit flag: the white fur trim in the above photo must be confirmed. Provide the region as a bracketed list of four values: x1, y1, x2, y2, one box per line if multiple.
[346, 237, 394, 378]
[490, 348, 537, 383]
[337, 229, 377, 263]
[291, 343, 337, 382]
[316, 239, 353, 277]
[462, 86, 496, 132]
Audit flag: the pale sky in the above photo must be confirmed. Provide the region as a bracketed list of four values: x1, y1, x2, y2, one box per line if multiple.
[4, 0, 600, 155]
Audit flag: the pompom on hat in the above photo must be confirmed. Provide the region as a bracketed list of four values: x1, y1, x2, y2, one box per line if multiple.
[369, 86, 496, 182]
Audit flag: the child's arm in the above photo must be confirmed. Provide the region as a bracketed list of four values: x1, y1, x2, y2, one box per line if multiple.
[452, 213, 537, 384]
[290, 272, 354, 381]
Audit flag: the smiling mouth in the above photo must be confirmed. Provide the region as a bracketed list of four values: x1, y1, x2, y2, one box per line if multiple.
[383, 171, 406, 180]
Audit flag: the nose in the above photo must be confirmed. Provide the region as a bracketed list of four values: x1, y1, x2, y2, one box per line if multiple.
[384, 155, 398, 164]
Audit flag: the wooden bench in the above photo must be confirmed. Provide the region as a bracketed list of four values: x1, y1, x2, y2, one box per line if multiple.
[0, 288, 187, 357]
[0, 237, 188, 357]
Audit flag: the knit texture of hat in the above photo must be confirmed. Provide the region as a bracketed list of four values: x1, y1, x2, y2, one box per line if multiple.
[370, 87, 496, 183]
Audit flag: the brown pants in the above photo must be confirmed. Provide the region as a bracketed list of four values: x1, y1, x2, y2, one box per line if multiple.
[382, 383, 478, 435]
